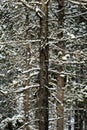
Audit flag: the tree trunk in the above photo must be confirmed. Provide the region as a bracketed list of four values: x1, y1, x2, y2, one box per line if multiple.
[74, 109, 83, 130]
[23, 44, 30, 130]
[23, 11, 30, 130]
[57, 0, 65, 130]
[57, 66, 64, 130]
[74, 110, 79, 130]
[74, 64, 85, 130]
[74, 102, 86, 130]
[37, 0, 49, 130]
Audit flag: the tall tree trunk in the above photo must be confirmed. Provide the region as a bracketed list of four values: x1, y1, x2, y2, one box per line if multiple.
[57, 0, 65, 130]
[23, 44, 30, 130]
[23, 11, 30, 130]
[37, 0, 49, 130]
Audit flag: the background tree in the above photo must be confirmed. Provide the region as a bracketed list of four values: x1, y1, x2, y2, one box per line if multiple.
[0, 0, 87, 130]
[57, 0, 65, 130]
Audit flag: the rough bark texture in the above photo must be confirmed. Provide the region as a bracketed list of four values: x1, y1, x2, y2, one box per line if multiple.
[57, 66, 64, 130]
[37, 0, 49, 130]
[57, 0, 65, 130]
[23, 44, 30, 130]
[23, 12, 30, 130]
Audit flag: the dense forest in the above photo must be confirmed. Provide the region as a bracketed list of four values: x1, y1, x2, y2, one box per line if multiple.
[0, 0, 87, 130]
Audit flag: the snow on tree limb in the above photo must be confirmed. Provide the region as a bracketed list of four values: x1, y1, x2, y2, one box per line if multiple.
[15, 84, 40, 93]
[68, 0, 87, 5]
[20, 0, 46, 18]
[22, 68, 40, 74]
[20, 0, 35, 11]
[0, 90, 8, 95]
[51, 93, 63, 106]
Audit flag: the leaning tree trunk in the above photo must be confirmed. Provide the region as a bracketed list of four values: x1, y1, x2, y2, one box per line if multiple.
[57, 0, 65, 130]
[37, 0, 49, 130]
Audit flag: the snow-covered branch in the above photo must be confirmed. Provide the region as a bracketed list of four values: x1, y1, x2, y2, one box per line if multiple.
[22, 68, 40, 74]
[20, 0, 35, 11]
[15, 84, 40, 93]
[0, 90, 8, 95]
[51, 93, 63, 106]
[68, 0, 87, 5]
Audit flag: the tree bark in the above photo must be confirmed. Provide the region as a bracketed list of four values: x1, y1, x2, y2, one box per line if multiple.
[37, 0, 49, 130]
[23, 11, 30, 130]
[57, 0, 65, 130]
[23, 44, 30, 130]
